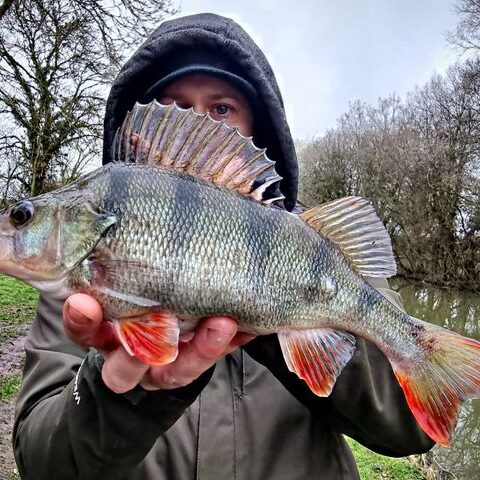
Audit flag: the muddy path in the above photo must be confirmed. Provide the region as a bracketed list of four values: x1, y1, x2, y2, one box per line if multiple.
[0, 332, 27, 377]
[0, 333, 26, 480]
[1, 400, 18, 479]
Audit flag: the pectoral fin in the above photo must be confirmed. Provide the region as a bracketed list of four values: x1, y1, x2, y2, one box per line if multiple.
[113, 312, 180, 366]
[278, 328, 356, 396]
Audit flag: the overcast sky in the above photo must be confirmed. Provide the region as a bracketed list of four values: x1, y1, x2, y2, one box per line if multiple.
[173, 0, 461, 139]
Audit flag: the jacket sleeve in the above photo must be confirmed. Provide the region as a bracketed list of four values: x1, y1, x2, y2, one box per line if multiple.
[13, 294, 212, 480]
[244, 277, 435, 457]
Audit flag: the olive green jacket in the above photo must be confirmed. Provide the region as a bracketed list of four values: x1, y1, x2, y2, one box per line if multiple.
[13, 278, 433, 480]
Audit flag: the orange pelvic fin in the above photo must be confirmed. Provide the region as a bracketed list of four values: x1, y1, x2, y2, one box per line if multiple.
[278, 328, 356, 396]
[114, 311, 179, 366]
[392, 327, 480, 446]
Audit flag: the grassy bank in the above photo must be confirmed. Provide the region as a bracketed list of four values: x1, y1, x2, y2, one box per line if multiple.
[0, 275, 38, 349]
[0, 374, 22, 403]
[0, 275, 38, 480]
[0, 274, 37, 402]
[346, 437, 426, 479]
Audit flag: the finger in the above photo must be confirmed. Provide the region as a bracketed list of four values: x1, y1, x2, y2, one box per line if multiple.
[194, 316, 239, 359]
[63, 294, 103, 345]
[179, 331, 195, 343]
[224, 332, 256, 353]
[101, 346, 150, 393]
[63, 294, 120, 350]
[143, 317, 238, 389]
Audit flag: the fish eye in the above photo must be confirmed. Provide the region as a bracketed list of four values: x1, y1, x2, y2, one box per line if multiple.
[10, 201, 34, 227]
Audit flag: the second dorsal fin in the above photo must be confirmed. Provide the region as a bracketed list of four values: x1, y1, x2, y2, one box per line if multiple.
[300, 196, 397, 278]
[112, 101, 284, 205]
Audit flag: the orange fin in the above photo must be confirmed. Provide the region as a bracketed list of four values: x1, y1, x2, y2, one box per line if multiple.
[113, 311, 179, 366]
[278, 328, 356, 396]
[392, 326, 480, 446]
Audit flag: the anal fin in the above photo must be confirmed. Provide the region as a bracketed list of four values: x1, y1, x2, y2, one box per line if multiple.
[113, 311, 180, 366]
[278, 328, 356, 396]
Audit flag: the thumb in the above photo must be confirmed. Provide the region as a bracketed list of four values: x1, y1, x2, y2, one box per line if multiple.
[63, 293, 104, 346]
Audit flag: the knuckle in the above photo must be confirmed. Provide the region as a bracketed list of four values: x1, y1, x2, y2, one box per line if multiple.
[103, 371, 132, 393]
[161, 373, 189, 390]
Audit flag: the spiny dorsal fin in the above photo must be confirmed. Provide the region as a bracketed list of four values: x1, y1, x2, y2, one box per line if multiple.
[300, 196, 397, 278]
[112, 101, 284, 205]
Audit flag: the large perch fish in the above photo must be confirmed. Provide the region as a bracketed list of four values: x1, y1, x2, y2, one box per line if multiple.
[0, 102, 479, 447]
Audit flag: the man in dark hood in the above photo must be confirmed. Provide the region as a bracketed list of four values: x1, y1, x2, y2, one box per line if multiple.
[13, 13, 434, 480]
[102, 13, 298, 211]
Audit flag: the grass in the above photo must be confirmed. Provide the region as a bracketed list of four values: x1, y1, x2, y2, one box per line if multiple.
[346, 437, 426, 479]
[0, 374, 22, 403]
[0, 275, 38, 348]
[0, 275, 38, 307]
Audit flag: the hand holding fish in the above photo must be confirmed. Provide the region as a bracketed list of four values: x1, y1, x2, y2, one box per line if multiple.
[63, 293, 254, 393]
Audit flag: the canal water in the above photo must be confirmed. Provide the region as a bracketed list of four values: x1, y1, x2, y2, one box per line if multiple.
[392, 278, 480, 479]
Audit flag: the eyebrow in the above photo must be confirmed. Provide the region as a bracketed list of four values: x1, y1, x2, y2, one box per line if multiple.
[160, 91, 244, 103]
[206, 93, 243, 102]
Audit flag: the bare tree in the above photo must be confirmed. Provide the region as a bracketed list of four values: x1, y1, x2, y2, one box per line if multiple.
[298, 1, 480, 290]
[298, 60, 480, 290]
[0, 0, 176, 199]
[0, 0, 14, 19]
[448, 0, 480, 53]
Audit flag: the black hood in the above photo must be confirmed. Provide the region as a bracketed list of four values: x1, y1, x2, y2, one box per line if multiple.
[103, 13, 298, 210]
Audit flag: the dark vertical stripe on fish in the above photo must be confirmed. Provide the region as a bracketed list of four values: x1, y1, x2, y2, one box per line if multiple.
[169, 175, 206, 255]
[91, 165, 135, 308]
[357, 282, 379, 322]
[305, 243, 325, 303]
[103, 164, 134, 230]
[155, 174, 206, 311]
[242, 200, 278, 305]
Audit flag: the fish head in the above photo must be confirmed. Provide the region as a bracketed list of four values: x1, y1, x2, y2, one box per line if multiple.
[0, 192, 117, 285]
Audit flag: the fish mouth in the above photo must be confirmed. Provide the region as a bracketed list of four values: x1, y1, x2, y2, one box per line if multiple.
[0, 234, 55, 283]
[0, 235, 17, 276]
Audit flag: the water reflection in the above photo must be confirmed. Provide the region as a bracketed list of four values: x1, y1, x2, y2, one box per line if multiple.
[392, 278, 480, 479]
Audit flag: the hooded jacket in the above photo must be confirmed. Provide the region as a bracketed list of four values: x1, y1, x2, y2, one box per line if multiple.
[102, 12, 298, 211]
[13, 13, 433, 480]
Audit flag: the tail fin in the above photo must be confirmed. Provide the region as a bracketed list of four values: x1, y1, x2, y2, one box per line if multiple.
[392, 325, 480, 446]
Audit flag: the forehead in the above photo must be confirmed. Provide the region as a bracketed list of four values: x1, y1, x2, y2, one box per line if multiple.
[160, 73, 249, 101]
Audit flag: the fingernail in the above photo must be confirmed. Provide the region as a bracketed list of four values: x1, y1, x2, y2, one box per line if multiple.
[206, 328, 232, 347]
[67, 305, 92, 326]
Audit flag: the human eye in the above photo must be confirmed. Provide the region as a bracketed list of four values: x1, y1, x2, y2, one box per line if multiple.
[211, 104, 232, 119]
